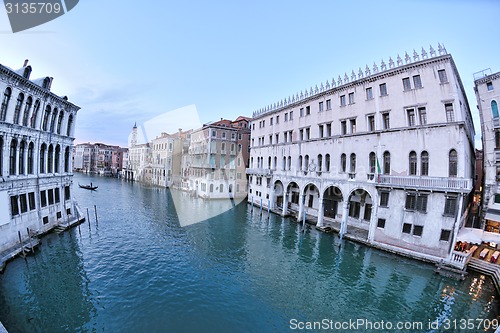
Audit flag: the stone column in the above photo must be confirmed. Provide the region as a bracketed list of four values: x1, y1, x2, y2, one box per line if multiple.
[298, 193, 305, 222]
[367, 203, 377, 242]
[282, 190, 288, 216]
[340, 200, 349, 238]
[317, 197, 325, 227]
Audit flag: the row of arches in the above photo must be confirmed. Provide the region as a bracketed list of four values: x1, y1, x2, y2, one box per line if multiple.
[0, 87, 74, 136]
[251, 149, 459, 177]
[0, 136, 71, 177]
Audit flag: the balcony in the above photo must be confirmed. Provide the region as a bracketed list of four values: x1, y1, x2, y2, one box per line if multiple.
[376, 175, 472, 192]
[449, 250, 473, 270]
[246, 168, 273, 177]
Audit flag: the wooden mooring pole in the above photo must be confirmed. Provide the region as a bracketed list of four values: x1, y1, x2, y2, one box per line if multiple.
[18, 231, 25, 257]
[87, 208, 91, 230]
[94, 205, 99, 225]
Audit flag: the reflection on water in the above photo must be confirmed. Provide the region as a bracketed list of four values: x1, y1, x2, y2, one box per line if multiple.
[0, 173, 498, 333]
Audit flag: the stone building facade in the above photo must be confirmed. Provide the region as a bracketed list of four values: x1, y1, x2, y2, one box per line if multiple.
[0, 60, 83, 251]
[247, 46, 475, 264]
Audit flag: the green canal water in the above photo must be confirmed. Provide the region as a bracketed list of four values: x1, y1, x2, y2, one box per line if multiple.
[0, 174, 498, 333]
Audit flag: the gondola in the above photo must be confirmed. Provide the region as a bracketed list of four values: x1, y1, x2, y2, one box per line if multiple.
[79, 183, 98, 190]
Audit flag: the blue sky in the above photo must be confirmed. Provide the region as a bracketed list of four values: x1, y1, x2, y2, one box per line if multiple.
[1, 0, 499, 147]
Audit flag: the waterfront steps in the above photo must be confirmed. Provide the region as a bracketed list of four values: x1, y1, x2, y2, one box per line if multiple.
[467, 258, 500, 294]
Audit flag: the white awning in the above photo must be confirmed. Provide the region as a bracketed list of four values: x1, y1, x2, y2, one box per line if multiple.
[485, 210, 500, 223]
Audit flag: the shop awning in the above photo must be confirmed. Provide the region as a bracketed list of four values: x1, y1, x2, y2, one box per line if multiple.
[485, 209, 500, 223]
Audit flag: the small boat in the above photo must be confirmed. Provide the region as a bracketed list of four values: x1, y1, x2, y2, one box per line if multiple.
[79, 183, 98, 190]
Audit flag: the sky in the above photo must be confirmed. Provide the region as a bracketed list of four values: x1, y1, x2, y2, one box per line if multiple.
[0, 0, 499, 147]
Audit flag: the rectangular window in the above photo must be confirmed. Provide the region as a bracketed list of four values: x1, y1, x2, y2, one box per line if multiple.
[379, 83, 388, 96]
[487, 82, 494, 91]
[270, 118, 273, 126]
[445, 103, 455, 122]
[28, 192, 35, 210]
[444, 196, 457, 216]
[350, 119, 356, 133]
[319, 101, 324, 112]
[65, 186, 70, 200]
[66, 208, 71, 215]
[413, 225, 423, 237]
[377, 218, 386, 229]
[340, 95, 346, 106]
[48, 189, 54, 205]
[438, 69, 448, 84]
[269, 135, 272, 145]
[19, 194, 27, 213]
[368, 115, 375, 131]
[341, 120, 347, 135]
[41, 190, 47, 207]
[326, 99, 331, 110]
[382, 113, 390, 129]
[380, 192, 389, 207]
[11, 196, 19, 216]
[413, 75, 422, 89]
[284, 113, 288, 121]
[405, 193, 428, 212]
[418, 107, 427, 125]
[57, 211, 62, 219]
[326, 123, 332, 137]
[300, 108, 304, 117]
[403, 77, 411, 91]
[495, 194, 500, 204]
[275, 134, 279, 143]
[348, 92, 355, 104]
[366, 87, 373, 100]
[289, 111, 293, 120]
[43, 216, 48, 225]
[407, 108, 416, 126]
[306, 106, 310, 116]
[276, 116, 279, 124]
[300, 129, 304, 141]
[440, 229, 451, 242]
[305, 128, 310, 140]
[402, 223, 412, 234]
[319, 125, 324, 138]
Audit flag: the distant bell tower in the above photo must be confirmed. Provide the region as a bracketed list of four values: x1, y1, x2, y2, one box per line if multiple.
[131, 122, 138, 147]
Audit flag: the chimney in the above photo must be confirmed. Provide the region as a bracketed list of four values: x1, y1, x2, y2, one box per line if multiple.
[23, 59, 29, 67]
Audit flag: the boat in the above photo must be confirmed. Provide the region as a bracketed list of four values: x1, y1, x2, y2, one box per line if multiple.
[79, 183, 98, 190]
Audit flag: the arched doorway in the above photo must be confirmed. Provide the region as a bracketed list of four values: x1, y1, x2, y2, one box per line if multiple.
[347, 188, 373, 226]
[323, 186, 343, 219]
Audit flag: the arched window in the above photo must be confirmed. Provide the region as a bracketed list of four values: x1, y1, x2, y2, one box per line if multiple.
[42, 105, 51, 131]
[274, 156, 278, 170]
[1, 87, 12, 121]
[317, 154, 323, 171]
[22, 96, 32, 126]
[383, 151, 390, 175]
[66, 114, 73, 136]
[287, 156, 291, 170]
[55, 145, 61, 173]
[30, 100, 40, 128]
[19, 141, 25, 175]
[0, 136, 3, 176]
[341, 153, 347, 172]
[325, 154, 330, 172]
[220, 184, 224, 193]
[40, 143, 46, 173]
[56, 111, 64, 134]
[299, 155, 303, 171]
[492, 100, 499, 119]
[64, 146, 70, 172]
[50, 108, 58, 133]
[28, 142, 34, 174]
[281, 156, 285, 170]
[350, 153, 356, 172]
[304, 155, 309, 171]
[449, 149, 458, 177]
[421, 151, 429, 176]
[409, 151, 417, 175]
[47, 145, 53, 173]
[369, 152, 376, 174]
[210, 184, 214, 192]
[13, 93, 24, 124]
[9, 139, 17, 175]
[267, 156, 271, 169]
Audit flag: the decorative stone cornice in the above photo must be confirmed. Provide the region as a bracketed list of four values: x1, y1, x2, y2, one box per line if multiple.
[252, 44, 449, 120]
[475, 71, 500, 85]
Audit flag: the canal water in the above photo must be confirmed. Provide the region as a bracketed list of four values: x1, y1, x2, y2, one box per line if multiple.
[0, 174, 498, 333]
